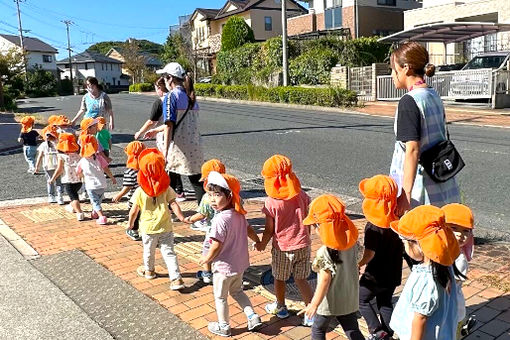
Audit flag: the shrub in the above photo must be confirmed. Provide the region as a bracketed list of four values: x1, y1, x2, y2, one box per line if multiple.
[216, 43, 260, 85]
[129, 82, 153, 92]
[24, 66, 57, 97]
[221, 16, 255, 51]
[289, 48, 338, 85]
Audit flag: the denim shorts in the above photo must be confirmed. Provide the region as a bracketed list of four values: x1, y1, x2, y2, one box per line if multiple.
[87, 188, 105, 212]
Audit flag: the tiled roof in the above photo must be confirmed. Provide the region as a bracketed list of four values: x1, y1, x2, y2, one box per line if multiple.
[0, 34, 57, 53]
[57, 50, 123, 64]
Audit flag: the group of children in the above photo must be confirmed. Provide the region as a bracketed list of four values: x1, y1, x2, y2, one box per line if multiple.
[19, 115, 477, 339]
[19, 115, 115, 224]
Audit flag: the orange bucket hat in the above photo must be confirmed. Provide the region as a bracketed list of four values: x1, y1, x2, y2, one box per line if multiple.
[303, 194, 358, 251]
[137, 148, 170, 197]
[80, 117, 98, 131]
[200, 159, 226, 182]
[97, 117, 106, 130]
[79, 134, 98, 158]
[41, 125, 59, 140]
[390, 205, 460, 266]
[441, 203, 474, 230]
[261, 155, 301, 200]
[47, 115, 59, 125]
[20, 116, 35, 133]
[359, 175, 399, 228]
[207, 171, 247, 215]
[124, 141, 146, 170]
[56, 115, 71, 126]
[56, 132, 79, 153]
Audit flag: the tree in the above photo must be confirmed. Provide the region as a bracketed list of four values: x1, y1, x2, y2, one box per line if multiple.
[123, 40, 147, 84]
[161, 32, 195, 78]
[0, 48, 25, 110]
[221, 16, 255, 51]
[25, 65, 57, 97]
[161, 34, 180, 63]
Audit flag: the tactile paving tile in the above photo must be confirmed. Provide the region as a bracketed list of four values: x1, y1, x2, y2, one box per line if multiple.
[31, 250, 207, 340]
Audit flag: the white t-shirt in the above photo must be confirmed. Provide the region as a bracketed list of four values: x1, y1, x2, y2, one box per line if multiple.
[37, 141, 59, 171]
[77, 155, 108, 190]
[58, 153, 81, 184]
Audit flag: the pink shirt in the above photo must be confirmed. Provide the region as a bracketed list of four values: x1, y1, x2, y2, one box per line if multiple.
[209, 209, 250, 276]
[262, 190, 311, 251]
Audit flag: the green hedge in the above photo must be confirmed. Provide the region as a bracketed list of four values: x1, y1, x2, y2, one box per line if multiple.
[129, 83, 153, 92]
[195, 84, 357, 107]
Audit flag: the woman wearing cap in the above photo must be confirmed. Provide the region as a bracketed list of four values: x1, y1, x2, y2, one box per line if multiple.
[143, 62, 204, 204]
[389, 41, 460, 216]
[299, 194, 364, 340]
[389, 205, 462, 340]
[71, 76, 114, 131]
[135, 76, 185, 200]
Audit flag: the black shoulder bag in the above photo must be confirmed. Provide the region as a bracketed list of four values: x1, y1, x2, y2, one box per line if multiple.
[418, 123, 465, 183]
[170, 101, 192, 141]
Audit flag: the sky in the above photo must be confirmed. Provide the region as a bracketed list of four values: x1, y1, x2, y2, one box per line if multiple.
[0, 0, 228, 60]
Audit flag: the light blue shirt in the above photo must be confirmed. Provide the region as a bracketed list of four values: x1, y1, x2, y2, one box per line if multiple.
[390, 263, 458, 340]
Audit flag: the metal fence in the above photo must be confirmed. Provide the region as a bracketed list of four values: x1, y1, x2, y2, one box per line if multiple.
[376, 68, 495, 101]
[349, 66, 373, 99]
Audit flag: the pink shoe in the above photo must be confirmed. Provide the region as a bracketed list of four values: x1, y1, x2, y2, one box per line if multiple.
[96, 216, 107, 225]
[91, 210, 99, 219]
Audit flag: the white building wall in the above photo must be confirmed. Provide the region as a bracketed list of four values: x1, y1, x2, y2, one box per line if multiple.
[26, 51, 57, 72]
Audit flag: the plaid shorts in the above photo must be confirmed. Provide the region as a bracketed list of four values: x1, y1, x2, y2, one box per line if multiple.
[271, 246, 311, 281]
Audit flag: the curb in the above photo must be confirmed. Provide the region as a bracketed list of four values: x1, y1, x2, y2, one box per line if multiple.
[0, 217, 39, 259]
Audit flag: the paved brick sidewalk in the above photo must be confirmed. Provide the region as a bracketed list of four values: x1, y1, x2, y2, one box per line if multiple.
[0, 199, 509, 339]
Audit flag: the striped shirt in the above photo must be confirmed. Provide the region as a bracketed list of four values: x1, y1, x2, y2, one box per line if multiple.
[123, 168, 138, 203]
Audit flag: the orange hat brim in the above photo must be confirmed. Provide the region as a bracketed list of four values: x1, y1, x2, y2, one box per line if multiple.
[419, 228, 460, 266]
[318, 218, 359, 251]
[263, 172, 301, 200]
[441, 203, 474, 229]
[57, 140, 79, 153]
[137, 148, 170, 197]
[362, 199, 399, 229]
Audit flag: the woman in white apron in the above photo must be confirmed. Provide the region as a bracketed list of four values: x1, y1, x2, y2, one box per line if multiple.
[71, 77, 114, 131]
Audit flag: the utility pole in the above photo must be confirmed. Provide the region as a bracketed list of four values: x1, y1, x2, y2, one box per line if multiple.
[14, 0, 27, 77]
[62, 20, 74, 93]
[281, 0, 289, 86]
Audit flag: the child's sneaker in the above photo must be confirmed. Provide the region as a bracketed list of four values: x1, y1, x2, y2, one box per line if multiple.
[96, 216, 107, 225]
[48, 195, 57, 203]
[91, 210, 99, 219]
[57, 195, 65, 205]
[302, 314, 314, 327]
[367, 331, 389, 340]
[191, 219, 209, 232]
[76, 212, 85, 221]
[126, 229, 141, 241]
[265, 301, 289, 319]
[136, 266, 156, 280]
[65, 204, 74, 213]
[175, 192, 186, 202]
[170, 277, 185, 290]
[247, 313, 262, 331]
[196, 270, 213, 284]
[208, 322, 231, 337]
[461, 316, 477, 336]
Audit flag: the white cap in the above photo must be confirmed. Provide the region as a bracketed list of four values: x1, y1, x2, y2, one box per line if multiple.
[156, 62, 186, 78]
[207, 171, 230, 191]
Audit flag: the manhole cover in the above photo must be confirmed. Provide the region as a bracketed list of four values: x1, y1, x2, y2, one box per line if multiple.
[260, 269, 317, 302]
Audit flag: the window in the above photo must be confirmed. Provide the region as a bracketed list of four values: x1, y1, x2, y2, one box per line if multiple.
[325, 7, 342, 29]
[110, 64, 113, 71]
[101, 63, 104, 70]
[265, 16, 272, 31]
[377, 0, 396, 6]
[326, 0, 341, 8]
[85, 63, 88, 70]
[42, 55, 52, 63]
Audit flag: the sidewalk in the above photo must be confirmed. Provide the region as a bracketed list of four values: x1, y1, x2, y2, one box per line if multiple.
[0, 198, 509, 339]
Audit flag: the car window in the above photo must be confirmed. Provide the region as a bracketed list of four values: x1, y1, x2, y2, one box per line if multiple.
[464, 56, 507, 70]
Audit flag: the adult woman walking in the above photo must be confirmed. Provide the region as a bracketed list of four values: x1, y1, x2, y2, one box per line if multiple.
[71, 77, 115, 130]
[135, 77, 185, 200]
[389, 41, 460, 216]
[144, 62, 205, 204]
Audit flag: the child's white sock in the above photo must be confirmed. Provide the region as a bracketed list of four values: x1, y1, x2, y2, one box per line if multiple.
[244, 306, 256, 318]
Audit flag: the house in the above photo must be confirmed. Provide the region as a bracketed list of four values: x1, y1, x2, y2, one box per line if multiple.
[189, 0, 308, 73]
[0, 34, 58, 76]
[287, 0, 421, 38]
[404, 0, 510, 65]
[56, 51, 127, 87]
[105, 47, 163, 82]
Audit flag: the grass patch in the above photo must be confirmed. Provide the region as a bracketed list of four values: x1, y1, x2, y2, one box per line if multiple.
[14, 113, 45, 125]
[478, 274, 510, 292]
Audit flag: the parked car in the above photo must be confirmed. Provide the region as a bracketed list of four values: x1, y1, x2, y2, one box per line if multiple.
[437, 63, 465, 72]
[197, 76, 212, 83]
[449, 51, 510, 98]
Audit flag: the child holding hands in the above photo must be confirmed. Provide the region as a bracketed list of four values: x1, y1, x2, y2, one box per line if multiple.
[299, 194, 364, 340]
[199, 171, 263, 337]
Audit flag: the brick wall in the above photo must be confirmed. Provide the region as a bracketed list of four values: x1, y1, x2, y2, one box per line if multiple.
[342, 7, 355, 39]
[287, 13, 315, 36]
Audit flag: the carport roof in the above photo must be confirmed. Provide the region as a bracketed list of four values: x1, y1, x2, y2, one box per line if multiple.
[379, 22, 510, 44]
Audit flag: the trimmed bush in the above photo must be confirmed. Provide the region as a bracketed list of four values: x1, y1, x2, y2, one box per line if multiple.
[195, 83, 357, 107]
[289, 48, 338, 85]
[221, 16, 255, 51]
[129, 82, 153, 92]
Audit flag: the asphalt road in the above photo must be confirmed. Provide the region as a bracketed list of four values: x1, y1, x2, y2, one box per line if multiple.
[7, 93, 510, 238]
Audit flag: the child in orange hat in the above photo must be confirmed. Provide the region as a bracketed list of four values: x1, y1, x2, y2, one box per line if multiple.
[18, 116, 40, 173]
[76, 134, 116, 225]
[199, 171, 262, 337]
[112, 141, 146, 241]
[55, 115, 75, 135]
[127, 148, 186, 290]
[357, 175, 403, 340]
[182, 159, 226, 284]
[442, 203, 476, 338]
[49, 133, 84, 221]
[35, 125, 64, 204]
[257, 155, 313, 324]
[389, 205, 461, 340]
[95, 117, 112, 157]
[299, 194, 364, 340]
